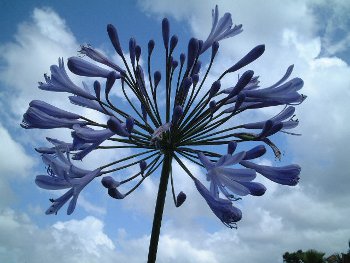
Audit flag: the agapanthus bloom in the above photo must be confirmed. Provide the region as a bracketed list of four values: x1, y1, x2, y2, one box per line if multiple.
[22, 5, 304, 262]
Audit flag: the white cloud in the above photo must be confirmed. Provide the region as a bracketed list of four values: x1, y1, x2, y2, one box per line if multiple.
[311, 0, 350, 56]
[0, 124, 35, 177]
[52, 216, 115, 256]
[0, 124, 35, 207]
[0, 210, 117, 263]
[0, 8, 78, 119]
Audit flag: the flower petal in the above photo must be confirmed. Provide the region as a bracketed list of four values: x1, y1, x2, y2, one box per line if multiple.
[198, 152, 215, 170]
[213, 167, 256, 182]
[35, 175, 70, 190]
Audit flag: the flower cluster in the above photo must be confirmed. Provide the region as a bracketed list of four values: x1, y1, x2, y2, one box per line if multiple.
[22, 5, 304, 228]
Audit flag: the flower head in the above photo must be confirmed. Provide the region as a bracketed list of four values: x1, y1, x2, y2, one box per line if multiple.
[22, 6, 304, 229]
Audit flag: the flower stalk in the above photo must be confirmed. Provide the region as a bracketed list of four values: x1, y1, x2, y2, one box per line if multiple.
[147, 150, 173, 263]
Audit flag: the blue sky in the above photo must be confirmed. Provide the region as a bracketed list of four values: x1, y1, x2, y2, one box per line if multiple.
[1, 0, 350, 262]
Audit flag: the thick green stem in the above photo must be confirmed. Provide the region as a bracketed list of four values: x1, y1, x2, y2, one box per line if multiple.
[147, 151, 173, 263]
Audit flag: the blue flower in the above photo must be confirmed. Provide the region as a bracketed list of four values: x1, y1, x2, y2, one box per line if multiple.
[224, 65, 305, 112]
[194, 178, 242, 228]
[242, 106, 298, 130]
[198, 150, 266, 199]
[39, 58, 96, 99]
[71, 124, 115, 160]
[79, 45, 124, 73]
[21, 104, 86, 129]
[201, 5, 243, 54]
[35, 149, 101, 214]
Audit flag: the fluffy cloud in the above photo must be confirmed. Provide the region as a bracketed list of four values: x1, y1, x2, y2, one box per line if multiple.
[0, 124, 35, 178]
[0, 124, 35, 207]
[0, 211, 116, 263]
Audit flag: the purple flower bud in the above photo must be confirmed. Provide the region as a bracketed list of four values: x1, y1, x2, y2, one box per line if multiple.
[29, 100, 80, 119]
[67, 57, 112, 78]
[192, 61, 201, 75]
[139, 160, 147, 174]
[170, 35, 178, 53]
[192, 74, 199, 85]
[180, 53, 186, 66]
[211, 41, 219, 60]
[198, 40, 203, 54]
[258, 120, 283, 138]
[227, 45, 265, 73]
[209, 100, 216, 112]
[154, 71, 161, 88]
[172, 105, 183, 124]
[94, 81, 101, 100]
[126, 117, 134, 133]
[227, 141, 237, 155]
[176, 191, 186, 207]
[148, 40, 155, 55]
[107, 116, 130, 137]
[172, 60, 178, 70]
[187, 38, 199, 69]
[240, 181, 266, 196]
[129, 38, 136, 66]
[181, 77, 193, 95]
[228, 70, 254, 98]
[244, 145, 266, 160]
[107, 24, 123, 57]
[79, 45, 124, 73]
[135, 45, 141, 62]
[235, 92, 246, 110]
[209, 80, 221, 97]
[105, 71, 119, 96]
[101, 176, 120, 189]
[162, 18, 170, 49]
[141, 103, 147, 121]
[108, 188, 125, 199]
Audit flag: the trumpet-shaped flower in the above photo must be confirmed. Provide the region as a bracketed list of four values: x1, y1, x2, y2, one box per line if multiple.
[35, 149, 101, 214]
[21, 106, 86, 129]
[39, 58, 96, 99]
[197, 147, 266, 201]
[194, 178, 242, 228]
[201, 5, 243, 54]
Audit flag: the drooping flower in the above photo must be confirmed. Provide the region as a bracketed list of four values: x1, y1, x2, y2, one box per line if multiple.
[35, 149, 101, 215]
[194, 178, 242, 228]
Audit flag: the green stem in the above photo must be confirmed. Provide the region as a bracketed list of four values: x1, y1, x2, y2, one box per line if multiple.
[147, 151, 173, 263]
